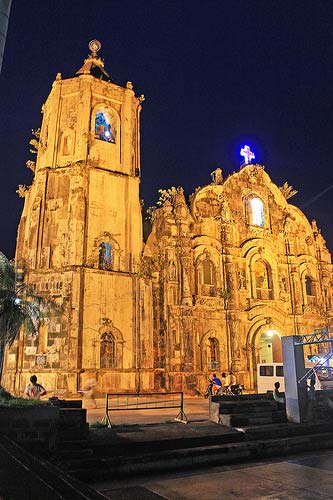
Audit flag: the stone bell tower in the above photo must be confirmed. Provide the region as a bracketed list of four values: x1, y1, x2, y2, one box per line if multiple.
[4, 41, 153, 395]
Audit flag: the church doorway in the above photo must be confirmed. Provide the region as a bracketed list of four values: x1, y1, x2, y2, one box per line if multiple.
[258, 330, 282, 364]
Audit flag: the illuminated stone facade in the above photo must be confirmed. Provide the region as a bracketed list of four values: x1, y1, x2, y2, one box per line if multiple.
[3, 48, 153, 395]
[3, 47, 333, 395]
[145, 168, 333, 392]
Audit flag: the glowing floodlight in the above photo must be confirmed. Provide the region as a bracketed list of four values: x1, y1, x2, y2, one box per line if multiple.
[240, 145, 255, 164]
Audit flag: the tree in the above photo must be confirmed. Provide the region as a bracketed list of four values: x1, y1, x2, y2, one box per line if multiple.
[0, 252, 52, 381]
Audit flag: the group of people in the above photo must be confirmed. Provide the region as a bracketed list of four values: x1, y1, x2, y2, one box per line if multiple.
[211, 371, 237, 395]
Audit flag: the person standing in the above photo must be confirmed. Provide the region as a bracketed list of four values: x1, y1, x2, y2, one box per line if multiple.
[24, 375, 46, 400]
[221, 372, 227, 389]
[229, 371, 237, 390]
[307, 377, 316, 421]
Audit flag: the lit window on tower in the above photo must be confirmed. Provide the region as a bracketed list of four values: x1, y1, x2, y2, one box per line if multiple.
[249, 197, 264, 226]
[99, 242, 113, 270]
[95, 112, 115, 143]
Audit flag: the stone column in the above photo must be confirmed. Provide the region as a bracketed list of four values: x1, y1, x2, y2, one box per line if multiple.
[181, 255, 192, 306]
[290, 266, 303, 315]
[225, 259, 239, 308]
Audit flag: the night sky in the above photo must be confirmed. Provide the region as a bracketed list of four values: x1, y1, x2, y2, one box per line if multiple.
[1, 1, 333, 258]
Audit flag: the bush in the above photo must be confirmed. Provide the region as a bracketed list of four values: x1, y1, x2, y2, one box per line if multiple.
[0, 386, 12, 401]
[0, 386, 45, 407]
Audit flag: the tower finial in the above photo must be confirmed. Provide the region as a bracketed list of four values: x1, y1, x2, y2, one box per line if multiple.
[89, 39, 101, 57]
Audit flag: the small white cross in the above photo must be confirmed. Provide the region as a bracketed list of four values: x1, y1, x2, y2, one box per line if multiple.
[240, 145, 255, 164]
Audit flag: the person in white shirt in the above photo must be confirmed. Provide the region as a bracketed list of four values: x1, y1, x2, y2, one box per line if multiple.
[24, 375, 46, 400]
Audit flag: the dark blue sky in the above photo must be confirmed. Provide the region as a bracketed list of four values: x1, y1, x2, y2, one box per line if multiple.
[1, 1, 333, 257]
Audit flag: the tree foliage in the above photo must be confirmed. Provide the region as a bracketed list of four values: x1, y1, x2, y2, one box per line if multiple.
[146, 186, 182, 222]
[0, 252, 52, 346]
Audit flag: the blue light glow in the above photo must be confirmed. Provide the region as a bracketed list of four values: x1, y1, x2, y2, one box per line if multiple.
[240, 145, 255, 164]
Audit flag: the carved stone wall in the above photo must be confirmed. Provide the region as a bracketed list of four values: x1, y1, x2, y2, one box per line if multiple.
[4, 50, 333, 396]
[145, 167, 333, 392]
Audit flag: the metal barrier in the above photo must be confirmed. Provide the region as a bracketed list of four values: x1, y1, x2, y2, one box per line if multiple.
[102, 392, 188, 427]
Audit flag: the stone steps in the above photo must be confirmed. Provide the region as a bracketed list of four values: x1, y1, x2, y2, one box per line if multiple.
[219, 409, 287, 427]
[68, 429, 333, 481]
[57, 425, 90, 441]
[210, 395, 286, 426]
[217, 401, 280, 413]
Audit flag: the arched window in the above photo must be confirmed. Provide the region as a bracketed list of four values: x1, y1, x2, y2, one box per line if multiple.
[198, 259, 216, 296]
[247, 197, 265, 226]
[95, 112, 116, 143]
[98, 242, 113, 270]
[254, 260, 273, 300]
[305, 276, 314, 296]
[203, 260, 214, 285]
[208, 337, 219, 369]
[305, 275, 316, 305]
[100, 332, 115, 368]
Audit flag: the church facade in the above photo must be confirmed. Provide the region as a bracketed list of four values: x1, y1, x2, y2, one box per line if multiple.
[3, 44, 333, 395]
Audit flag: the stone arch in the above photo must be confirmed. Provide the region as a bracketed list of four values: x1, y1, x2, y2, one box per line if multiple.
[242, 241, 279, 301]
[89, 103, 121, 169]
[195, 249, 219, 296]
[87, 233, 121, 271]
[252, 259, 273, 300]
[98, 319, 124, 369]
[300, 262, 318, 307]
[243, 193, 266, 227]
[245, 315, 286, 391]
[200, 329, 222, 371]
[92, 104, 119, 144]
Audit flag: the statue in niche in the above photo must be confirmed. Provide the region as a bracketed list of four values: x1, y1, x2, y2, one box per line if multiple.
[238, 270, 246, 290]
[311, 219, 319, 236]
[210, 168, 223, 185]
[168, 260, 177, 280]
[280, 276, 287, 292]
[227, 271, 234, 290]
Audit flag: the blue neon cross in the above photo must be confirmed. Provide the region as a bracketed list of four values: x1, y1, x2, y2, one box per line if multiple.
[240, 145, 255, 164]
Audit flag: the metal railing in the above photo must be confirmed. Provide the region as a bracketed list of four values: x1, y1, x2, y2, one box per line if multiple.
[298, 349, 333, 384]
[102, 391, 188, 427]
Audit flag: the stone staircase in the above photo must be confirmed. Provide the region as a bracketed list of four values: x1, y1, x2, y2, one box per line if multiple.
[80, 421, 333, 481]
[48, 396, 333, 483]
[50, 405, 103, 481]
[209, 396, 287, 426]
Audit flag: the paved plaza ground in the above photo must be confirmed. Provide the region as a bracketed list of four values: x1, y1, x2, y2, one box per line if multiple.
[94, 449, 333, 499]
[81, 396, 333, 499]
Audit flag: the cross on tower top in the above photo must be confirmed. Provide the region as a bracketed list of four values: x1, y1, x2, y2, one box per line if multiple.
[240, 145, 255, 165]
